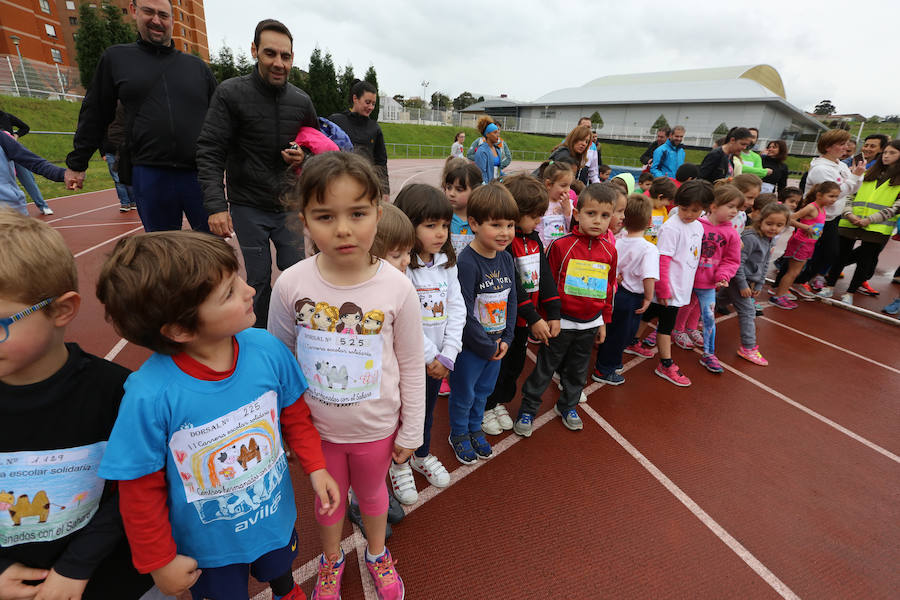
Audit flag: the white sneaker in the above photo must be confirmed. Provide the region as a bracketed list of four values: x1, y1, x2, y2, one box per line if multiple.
[410, 454, 450, 488]
[839, 293, 853, 305]
[579, 391, 588, 404]
[481, 407, 502, 435]
[40, 206, 53, 215]
[388, 461, 418, 505]
[816, 286, 834, 299]
[492, 404, 514, 430]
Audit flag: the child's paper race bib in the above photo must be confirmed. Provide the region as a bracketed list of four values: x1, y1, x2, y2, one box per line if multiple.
[515, 253, 541, 292]
[450, 232, 475, 255]
[809, 222, 824, 240]
[564, 259, 610, 299]
[168, 392, 284, 511]
[542, 214, 567, 242]
[0, 443, 106, 547]
[476, 289, 509, 333]
[295, 326, 383, 406]
[416, 284, 448, 324]
[646, 214, 664, 240]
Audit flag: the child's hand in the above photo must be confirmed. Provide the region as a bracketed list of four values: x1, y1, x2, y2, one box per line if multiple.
[426, 359, 449, 380]
[636, 299, 651, 314]
[392, 445, 415, 464]
[657, 297, 669, 306]
[596, 325, 607, 345]
[548, 320, 561, 338]
[492, 342, 508, 361]
[0, 563, 48, 600]
[752, 288, 760, 298]
[740, 287, 753, 298]
[530, 319, 551, 345]
[150, 555, 201, 597]
[716, 279, 729, 289]
[309, 469, 340, 516]
[32, 569, 87, 600]
[859, 217, 871, 228]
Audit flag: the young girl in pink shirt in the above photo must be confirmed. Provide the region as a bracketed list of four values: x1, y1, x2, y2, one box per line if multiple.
[268, 153, 425, 600]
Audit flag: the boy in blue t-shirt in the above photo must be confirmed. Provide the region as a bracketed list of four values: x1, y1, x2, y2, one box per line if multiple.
[96, 232, 339, 600]
[447, 183, 518, 464]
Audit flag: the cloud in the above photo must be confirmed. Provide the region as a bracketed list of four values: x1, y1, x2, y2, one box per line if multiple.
[205, 0, 900, 116]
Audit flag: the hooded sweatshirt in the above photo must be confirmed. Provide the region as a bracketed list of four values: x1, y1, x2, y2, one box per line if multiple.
[693, 216, 741, 289]
[0, 133, 64, 212]
[732, 227, 775, 290]
[806, 155, 862, 219]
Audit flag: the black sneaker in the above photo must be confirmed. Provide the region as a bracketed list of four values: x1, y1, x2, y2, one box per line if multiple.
[591, 369, 625, 385]
[386, 489, 405, 524]
[348, 497, 393, 540]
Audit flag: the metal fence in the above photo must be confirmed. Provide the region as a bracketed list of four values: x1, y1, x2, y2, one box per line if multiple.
[1, 55, 84, 101]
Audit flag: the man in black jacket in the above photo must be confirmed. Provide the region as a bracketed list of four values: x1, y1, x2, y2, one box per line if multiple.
[196, 19, 318, 328]
[65, 0, 216, 232]
[640, 127, 670, 166]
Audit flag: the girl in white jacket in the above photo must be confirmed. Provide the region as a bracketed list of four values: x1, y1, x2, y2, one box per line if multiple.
[390, 184, 465, 504]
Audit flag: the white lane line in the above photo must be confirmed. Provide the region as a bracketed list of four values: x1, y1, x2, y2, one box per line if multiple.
[73, 225, 144, 258]
[758, 316, 900, 375]
[694, 348, 900, 464]
[580, 403, 800, 600]
[103, 338, 128, 361]
[45, 188, 115, 203]
[53, 221, 142, 228]
[47, 202, 122, 223]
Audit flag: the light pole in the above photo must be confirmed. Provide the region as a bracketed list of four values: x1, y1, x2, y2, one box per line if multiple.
[421, 79, 429, 108]
[9, 35, 30, 97]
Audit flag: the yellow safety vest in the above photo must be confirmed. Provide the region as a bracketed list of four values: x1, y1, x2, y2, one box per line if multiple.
[838, 179, 900, 236]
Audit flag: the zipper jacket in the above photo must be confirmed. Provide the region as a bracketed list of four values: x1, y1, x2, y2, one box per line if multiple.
[547, 224, 617, 324]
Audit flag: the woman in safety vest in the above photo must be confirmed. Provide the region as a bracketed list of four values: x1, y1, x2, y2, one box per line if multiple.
[822, 139, 900, 304]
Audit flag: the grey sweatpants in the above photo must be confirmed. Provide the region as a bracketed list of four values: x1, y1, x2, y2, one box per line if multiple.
[727, 283, 758, 348]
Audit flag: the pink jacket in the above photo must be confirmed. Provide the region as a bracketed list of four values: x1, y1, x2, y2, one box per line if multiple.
[292, 127, 339, 174]
[693, 217, 740, 289]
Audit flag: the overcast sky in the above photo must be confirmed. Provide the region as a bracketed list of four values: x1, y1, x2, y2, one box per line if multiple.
[205, 0, 899, 117]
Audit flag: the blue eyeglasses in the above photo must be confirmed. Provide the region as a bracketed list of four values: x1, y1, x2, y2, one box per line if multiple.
[0, 297, 55, 343]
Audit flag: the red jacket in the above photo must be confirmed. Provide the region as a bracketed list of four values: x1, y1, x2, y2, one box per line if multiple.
[508, 228, 561, 327]
[547, 224, 617, 324]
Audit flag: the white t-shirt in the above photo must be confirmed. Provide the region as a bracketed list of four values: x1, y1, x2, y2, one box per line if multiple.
[616, 236, 660, 295]
[655, 216, 703, 307]
[731, 211, 747, 234]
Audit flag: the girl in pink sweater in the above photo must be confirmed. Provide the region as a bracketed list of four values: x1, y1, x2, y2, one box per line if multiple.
[673, 183, 742, 373]
[268, 153, 424, 600]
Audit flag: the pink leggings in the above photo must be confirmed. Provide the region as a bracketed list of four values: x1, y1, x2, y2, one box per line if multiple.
[674, 295, 701, 331]
[314, 435, 395, 527]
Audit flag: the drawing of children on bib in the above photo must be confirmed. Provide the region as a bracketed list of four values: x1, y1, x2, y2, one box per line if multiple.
[311, 302, 339, 331]
[338, 302, 363, 334]
[294, 298, 316, 328]
[362, 310, 385, 334]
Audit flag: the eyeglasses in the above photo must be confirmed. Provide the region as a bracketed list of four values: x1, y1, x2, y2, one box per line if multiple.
[136, 5, 171, 21]
[0, 297, 55, 343]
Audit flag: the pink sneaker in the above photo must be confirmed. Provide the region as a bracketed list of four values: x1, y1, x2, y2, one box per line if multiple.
[311, 552, 345, 600]
[366, 548, 405, 600]
[642, 330, 657, 347]
[654, 361, 691, 386]
[686, 329, 703, 347]
[770, 295, 798, 310]
[737, 345, 768, 366]
[624, 341, 656, 358]
[438, 379, 450, 396]
[672, 330, 694, 350]
[699, 353, 724, 373]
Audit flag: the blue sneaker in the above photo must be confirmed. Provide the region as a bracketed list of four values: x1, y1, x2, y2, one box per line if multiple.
[469, 432, 492, 459]
[553, 406, 584, 431]
[591, 369, 625, 385]
[513, 413, 534, 437]
[882, 298, 900, 315]
[448, 434, 477, 465]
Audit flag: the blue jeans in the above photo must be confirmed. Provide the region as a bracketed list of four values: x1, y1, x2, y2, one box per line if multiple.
[595, 287, 644, 375]
[105, 153, 134, 207]
[447, 349, 501, 437]
[694, 287, 717, 355]
[14, 165, 49, 210]
[131, 166, 209, 232]
[0, 191, 28, 215]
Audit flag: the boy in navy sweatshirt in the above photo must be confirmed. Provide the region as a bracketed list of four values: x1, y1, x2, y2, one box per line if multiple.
[447, 183, 519, 464]
[482, 174, 560, 436]
[515, 184, 618, 435]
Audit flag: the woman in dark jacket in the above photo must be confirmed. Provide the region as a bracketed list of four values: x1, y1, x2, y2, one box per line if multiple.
[761, 139, 789, 194]
[532, 124, 591, 178]
[328, 80, 389, 198]
[699, 127, 753, 181]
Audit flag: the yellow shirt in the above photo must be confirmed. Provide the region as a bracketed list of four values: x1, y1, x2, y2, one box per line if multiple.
[644, 207, 669, 244]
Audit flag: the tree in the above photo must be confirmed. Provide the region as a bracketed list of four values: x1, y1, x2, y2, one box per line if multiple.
[209, 46, 239, 83]
[404, 97, 426, 110]
[337, 64, 355, 111]
[452, 91, 477, 111]
[867, 115, 882, 124]
[713, 122, 730, 136]
[590, 111, 603, 129]
[364, 64, 379, 121]
[102, 3, 134, 46]
[651, 114, 669, 130]
[75, 2, 135, 89]
[235, 52, 253, 76]
[289, 67, 308, 92]
[814, 99, 836, 115]
[430, 92, 451, 111]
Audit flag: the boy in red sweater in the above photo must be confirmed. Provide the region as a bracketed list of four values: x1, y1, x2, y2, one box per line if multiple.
[514, 184, 618, 435]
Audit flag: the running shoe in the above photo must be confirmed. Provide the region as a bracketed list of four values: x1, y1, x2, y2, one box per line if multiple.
[438, 379, 450, 396]
[642, 330, 657, 347]
[553, 406, 584, 431]
[792, 284, 817, 300]
[410, 453, 451, 488]
[481, 407, 502, 436]
[119, 205, 130, 213]
[40, 206, 54, 215]
[699, 353, 724, 374]
[672, 330, 694, 350]
[839, 293, 854, 305]
[654, 362, 691, 386]
[311, 552, 345, 600]
[469, 432, 493, 459]
[388, 461, 417, 505]
[365, 548, 405, 600]
[279, 584, 305, 600]
[448, 434, 477, 464]
[513, 413, 534, 437]
[737, 345, 768, 366]
[815, 286, 833, 299]
[591, 369, 625, 385]
[858, 281, 880, 296]
[348, 495, 394, 539]
[493, 404, 514, 430]
[623, 342, 656, 358]
[882, 298, 900, 315]
[770, 295, 798, 310]
[810, 274, 826, 290]
[687, 329, 704, 347]
[767, 288, 796, 300]
[754, 302, 765, 316]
